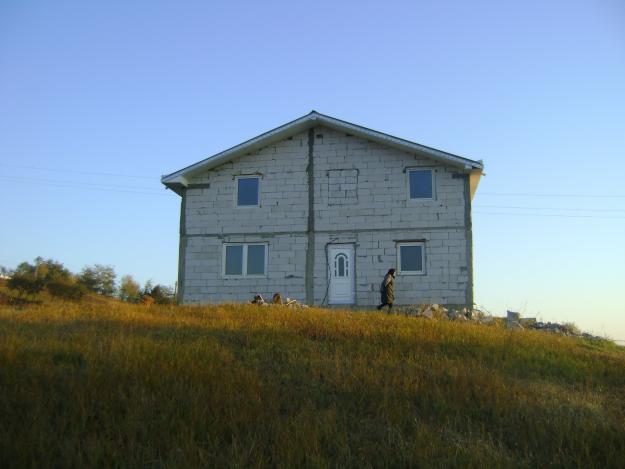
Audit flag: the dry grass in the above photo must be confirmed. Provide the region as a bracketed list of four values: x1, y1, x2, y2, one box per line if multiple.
[1, 295, 624, 468]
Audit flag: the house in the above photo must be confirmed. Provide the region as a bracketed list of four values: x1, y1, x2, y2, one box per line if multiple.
[162, 111, 484, 307]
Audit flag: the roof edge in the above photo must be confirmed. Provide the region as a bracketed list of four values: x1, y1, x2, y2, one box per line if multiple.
[161, 111, 484, 186]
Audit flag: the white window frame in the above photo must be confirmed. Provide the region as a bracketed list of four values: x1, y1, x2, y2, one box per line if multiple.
[222, 243, 268, 278]
[406, 167, 435, 201]
[396, 242, 426, 275]
[235, 175, 261, 208]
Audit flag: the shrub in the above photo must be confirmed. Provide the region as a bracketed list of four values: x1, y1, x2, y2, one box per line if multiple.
[141, 294, 155, 307]
[79, 265, 116, 296]
[141, 281, 175, 305]
[119, 275, 141, 303]
[7, 274, 44, 297]
[149, 284, 175, 305]
[47, 280, 87, 301]
[13, 258, 72, 284]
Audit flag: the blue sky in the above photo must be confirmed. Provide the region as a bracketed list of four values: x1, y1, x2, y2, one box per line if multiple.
[1, 0, 624, 341]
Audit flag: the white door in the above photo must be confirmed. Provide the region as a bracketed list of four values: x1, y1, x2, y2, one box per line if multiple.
[328, 245, 355, 305]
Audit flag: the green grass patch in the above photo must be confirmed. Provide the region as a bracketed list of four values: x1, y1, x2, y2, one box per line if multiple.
[1, 299, 624, 468]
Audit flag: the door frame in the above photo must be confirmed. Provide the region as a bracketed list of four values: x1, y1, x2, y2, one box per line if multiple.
[327, 243, 356, 305]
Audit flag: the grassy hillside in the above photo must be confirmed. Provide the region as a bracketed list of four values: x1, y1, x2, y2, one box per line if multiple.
[1, 296, 624, 468]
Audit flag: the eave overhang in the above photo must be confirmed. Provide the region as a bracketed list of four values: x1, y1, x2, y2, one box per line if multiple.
[161, 111, 485, 196]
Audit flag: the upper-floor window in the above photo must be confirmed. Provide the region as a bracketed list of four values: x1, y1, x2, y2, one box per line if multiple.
[407, 169, 433, 200]
[236, 176, 260, 207]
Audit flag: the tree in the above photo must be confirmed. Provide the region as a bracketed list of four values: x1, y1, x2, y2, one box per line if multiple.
[7, 274, 43, 297]
[8, 257, 72, 297]
[14, 257, 72, 283]
[140, 280, 174, 305]
[119, 275, 141, 302]
[47, 279, 87, 300]
[142, 280, 154, 297]
[149, 284, 175, 305]
[79, 265, 116, 296]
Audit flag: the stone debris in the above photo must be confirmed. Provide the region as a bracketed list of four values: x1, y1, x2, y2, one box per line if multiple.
[528, 321, 604, 340]
[248, 296, 604, 341]
[400, 304, 489, 322]
[504, 312, 604, 340]
[395, 305, 603, 340]
[506, 310, 523, 330]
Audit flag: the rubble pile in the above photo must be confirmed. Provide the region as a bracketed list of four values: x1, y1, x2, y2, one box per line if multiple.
[400, 306, 604, 341]
[248, 295, 605, 341]
[401, 304, 488, 322]
[527, 321, 601, 340]
[506, 310, 604, 340]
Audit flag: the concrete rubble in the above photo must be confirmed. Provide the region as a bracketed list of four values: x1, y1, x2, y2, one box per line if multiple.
[398, 305, 605, 341]
[247, 295, 605, 341]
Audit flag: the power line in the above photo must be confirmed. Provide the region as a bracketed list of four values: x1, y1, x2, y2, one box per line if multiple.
[475, 205, 625, 212]
[474, 211, 625, 220]
[480, 192, 625, 199]
[0, 163, 159, 180]
[0, 176, 170, 196]
[0, 175, 165, 193]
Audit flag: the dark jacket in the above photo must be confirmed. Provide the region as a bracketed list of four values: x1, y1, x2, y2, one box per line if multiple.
[380, 273, 395, 304]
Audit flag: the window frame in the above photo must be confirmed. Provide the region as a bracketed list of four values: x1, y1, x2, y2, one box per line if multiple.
[234, 175, 261, 208]
[222, 243, 268, 278]
[396, 241, 426, 275]
[406, 167, 435, 201]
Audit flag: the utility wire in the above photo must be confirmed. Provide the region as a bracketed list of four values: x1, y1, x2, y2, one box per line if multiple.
[0, 163, 159, 180]
[474, 211, 625, 220]
[474, 205, 625, 212]
[0, 176, 170, 196]
[0, 175, 164, 193]
[480, 192, 625, 199]
[3, 164, 625, 199]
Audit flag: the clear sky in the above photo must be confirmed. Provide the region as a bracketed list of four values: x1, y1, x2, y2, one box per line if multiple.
[1, 0, 624, 341]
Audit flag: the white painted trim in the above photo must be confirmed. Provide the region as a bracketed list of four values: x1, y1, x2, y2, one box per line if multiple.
[406, 167, 435, 202]
[396, 242, 426, 275]
[222, 243, 268, 278]
[234, 175, 261, 208]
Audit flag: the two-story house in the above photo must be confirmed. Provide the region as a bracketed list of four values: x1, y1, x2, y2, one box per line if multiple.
[162, 111, 484, 307]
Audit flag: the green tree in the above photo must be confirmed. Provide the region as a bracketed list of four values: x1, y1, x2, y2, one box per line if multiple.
[7, 257, 72, 297]
[119, 275, 141, 302]
[7, 274, 44, 297]
[149, 284, 175, 305]
[142, 280, 154, 297]
[79, 265, 116, 296]
[14, 257, 72, 283]
[47, 279, 87, 300]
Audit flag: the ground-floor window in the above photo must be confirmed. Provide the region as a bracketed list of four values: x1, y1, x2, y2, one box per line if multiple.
[396, 242, 425, 275]
[222, 243, 267, 277]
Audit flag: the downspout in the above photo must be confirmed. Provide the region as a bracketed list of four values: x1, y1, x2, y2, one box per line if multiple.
[463, 175, 474, 308]
[177, 189, 187, 304]
[305, 128, 315, 305]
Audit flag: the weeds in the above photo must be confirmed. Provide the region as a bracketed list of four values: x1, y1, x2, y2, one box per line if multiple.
[0, 298, 623, 468]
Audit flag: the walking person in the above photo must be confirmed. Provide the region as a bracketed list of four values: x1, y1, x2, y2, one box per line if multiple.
[377, 268, 396, 312]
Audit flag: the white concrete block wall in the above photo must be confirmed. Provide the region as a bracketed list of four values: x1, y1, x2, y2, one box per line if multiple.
[184, 131, 309, 235]
[312, 229, 468, 306]
[313, 128, 466, 232]
[180, 126, 472, 306]
[182, 233, 307, 304]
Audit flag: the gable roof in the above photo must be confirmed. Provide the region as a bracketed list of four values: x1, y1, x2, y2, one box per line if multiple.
[161, 111, 484, 193]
